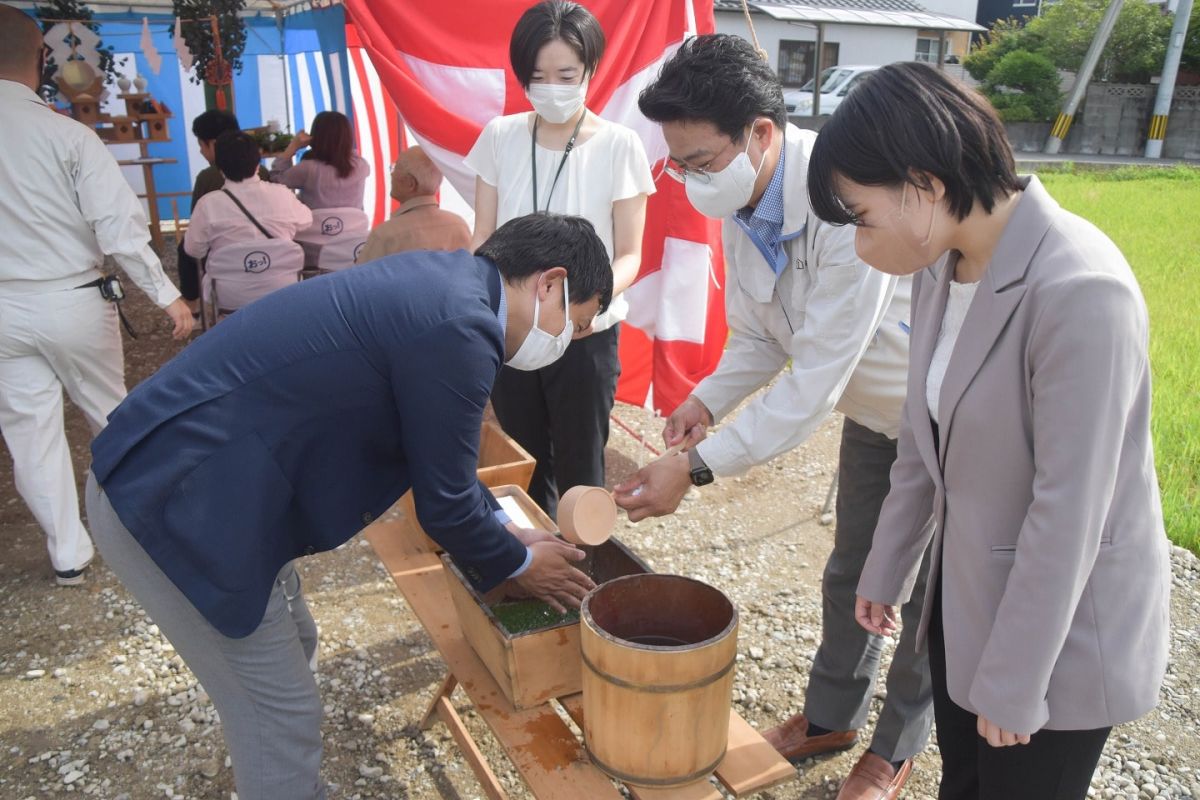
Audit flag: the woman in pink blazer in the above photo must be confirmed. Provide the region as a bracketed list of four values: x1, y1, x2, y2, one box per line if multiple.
[805, 62, 1171, 800]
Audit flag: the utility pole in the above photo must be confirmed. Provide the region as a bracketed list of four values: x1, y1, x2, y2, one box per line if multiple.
[1045, 0, 1125, 154]
[1145, 0, 1194, 157]
[813, 23, 825, 116]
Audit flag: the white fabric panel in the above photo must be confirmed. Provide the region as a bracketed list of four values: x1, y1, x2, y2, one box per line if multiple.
[179, 64, 208, 186]
[346, 49, 379, 219]
[328, 52, 347, 114]
[401, 52, 506, 129]
[362, 51, 394, 221]
[294, 54, 317, 129]
[314, 53, 332, 115]
[598, 50, 678, 171]
[257, 54, 291, 133]
[622, 236, 712, 344]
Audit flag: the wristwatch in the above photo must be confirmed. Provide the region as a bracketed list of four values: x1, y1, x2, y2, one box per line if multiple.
[688, 447, 714, 487]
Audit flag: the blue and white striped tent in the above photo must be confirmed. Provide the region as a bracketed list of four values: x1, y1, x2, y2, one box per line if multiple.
[21, 4, 401, 223]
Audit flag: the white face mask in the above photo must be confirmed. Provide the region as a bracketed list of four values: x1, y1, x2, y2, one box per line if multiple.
[507, 276, 574, 371]
[526, 81, 587, 124]
[684, 130, 768, 219]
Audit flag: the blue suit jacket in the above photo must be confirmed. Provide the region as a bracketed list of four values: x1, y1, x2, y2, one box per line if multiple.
[91, 251, 528, 637]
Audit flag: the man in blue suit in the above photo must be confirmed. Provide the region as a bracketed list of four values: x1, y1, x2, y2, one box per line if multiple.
[85, 213, 612, 800]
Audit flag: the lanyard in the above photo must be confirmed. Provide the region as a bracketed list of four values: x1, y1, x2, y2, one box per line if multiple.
[530, 112, 586, 213]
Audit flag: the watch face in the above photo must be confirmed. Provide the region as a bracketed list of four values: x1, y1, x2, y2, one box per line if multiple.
[690, 466, 714, 487]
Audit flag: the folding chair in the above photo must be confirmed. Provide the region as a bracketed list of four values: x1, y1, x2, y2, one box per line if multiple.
[316, 235, 369, 273]
[294, 207, 370, 273]
[200, 239, 305, 329]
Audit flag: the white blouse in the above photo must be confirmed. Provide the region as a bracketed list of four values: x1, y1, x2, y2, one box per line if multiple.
[926, 280, 979, 424]
[465, 112, 655, 331]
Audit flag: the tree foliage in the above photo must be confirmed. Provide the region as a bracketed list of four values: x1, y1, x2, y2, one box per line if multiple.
[981, 50, 1063, 121]
[1182, 2, 1200, 74]
[966, 0, 1174, 85]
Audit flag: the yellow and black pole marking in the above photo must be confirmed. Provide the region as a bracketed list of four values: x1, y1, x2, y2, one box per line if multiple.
[1148, 114, 1169, 142]
[1050, 112, 1074, 141]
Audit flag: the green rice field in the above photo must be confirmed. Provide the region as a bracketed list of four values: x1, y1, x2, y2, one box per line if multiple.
[1037, 165, 1199, 552]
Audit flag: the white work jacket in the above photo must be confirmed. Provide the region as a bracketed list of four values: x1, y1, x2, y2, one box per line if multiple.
[0, 79, 179, 307]
[693, 124, 911, 477]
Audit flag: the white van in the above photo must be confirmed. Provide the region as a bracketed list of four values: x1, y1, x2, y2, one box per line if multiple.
[784, 65, 879, 116]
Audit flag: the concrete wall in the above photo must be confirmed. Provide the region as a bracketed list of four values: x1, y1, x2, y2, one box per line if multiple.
[1075, 83, 1200, 160]
[794, 84, 1200, 160]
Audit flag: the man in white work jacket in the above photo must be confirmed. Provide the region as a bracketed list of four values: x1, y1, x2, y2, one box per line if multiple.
[615, 35, 928, 800]
[0, 6, 193, 586]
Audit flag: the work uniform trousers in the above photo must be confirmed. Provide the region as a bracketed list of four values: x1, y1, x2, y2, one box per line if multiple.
[86, 473, 326, 800]
[803, 417, 936, 762]
[492, 323, 620, 520]
[0, 288, 125, 572]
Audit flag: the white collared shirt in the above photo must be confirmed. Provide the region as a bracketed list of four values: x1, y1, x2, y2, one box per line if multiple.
[184, 174, 314, 260]
[0, 80, 179, 307]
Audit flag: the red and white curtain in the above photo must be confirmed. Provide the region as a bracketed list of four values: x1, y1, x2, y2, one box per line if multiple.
[343, 0, 727, 414]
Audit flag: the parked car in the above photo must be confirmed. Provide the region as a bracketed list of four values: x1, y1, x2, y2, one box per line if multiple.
[785, 65, 879, 116]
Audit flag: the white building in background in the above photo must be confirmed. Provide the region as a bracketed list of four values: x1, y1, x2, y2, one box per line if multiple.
[715, 0, 983, 97]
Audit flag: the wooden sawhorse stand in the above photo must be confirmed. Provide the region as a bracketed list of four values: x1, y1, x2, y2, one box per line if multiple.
[364, 504, 797, 800]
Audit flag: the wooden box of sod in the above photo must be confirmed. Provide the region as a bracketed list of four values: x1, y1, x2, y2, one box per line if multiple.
[442, 485, 651, 710]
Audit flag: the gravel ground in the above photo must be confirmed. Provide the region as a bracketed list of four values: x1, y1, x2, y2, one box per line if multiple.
[1, 243, 1196, 799]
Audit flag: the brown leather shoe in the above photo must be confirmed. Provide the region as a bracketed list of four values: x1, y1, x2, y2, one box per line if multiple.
[762, 713, 857, 763]
[835, 752, 913, 800]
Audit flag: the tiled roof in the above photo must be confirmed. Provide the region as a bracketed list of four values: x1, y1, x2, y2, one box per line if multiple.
[715, 0, 930, 13]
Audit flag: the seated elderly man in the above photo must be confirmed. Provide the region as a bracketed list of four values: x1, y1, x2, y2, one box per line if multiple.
[184, 131, 313, 261]
[358, 145, 471, 262]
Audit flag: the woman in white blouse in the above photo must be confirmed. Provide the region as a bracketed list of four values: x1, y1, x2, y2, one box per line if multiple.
[805, 62, 1170, 800]
[466, 0, 653, 518]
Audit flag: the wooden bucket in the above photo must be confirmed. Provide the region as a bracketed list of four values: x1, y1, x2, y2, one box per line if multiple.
[580, 574, 738, 787]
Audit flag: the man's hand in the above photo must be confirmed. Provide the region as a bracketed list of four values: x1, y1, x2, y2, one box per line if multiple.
[513, 539, 596, 614]
[854, 596, 898, 637]
[164, 299, 194, 340]
[663, 395, 713, 449]
[508, 525, 559, 547]
[613, 452, 691, 522]
[977, 715, 1031, 747]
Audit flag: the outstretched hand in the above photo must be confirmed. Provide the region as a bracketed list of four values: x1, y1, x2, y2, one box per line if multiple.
[612, 452, 692, 522]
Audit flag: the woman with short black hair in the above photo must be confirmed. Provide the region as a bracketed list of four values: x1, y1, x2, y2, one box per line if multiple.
[271, 110, 370, 210]
[815, 62, 1171, 800]
[466, 0, 654, 519]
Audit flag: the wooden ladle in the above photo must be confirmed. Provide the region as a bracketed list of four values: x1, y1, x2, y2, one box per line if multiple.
[557, 485, 618, 546]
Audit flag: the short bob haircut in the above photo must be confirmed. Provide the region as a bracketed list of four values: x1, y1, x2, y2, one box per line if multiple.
[808, 61, 1022, 226]
[638, 34, 787, 140]
[213, 131, 262, 182]
[509, 1, 605, 88]
[476, 212, 612, 314]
